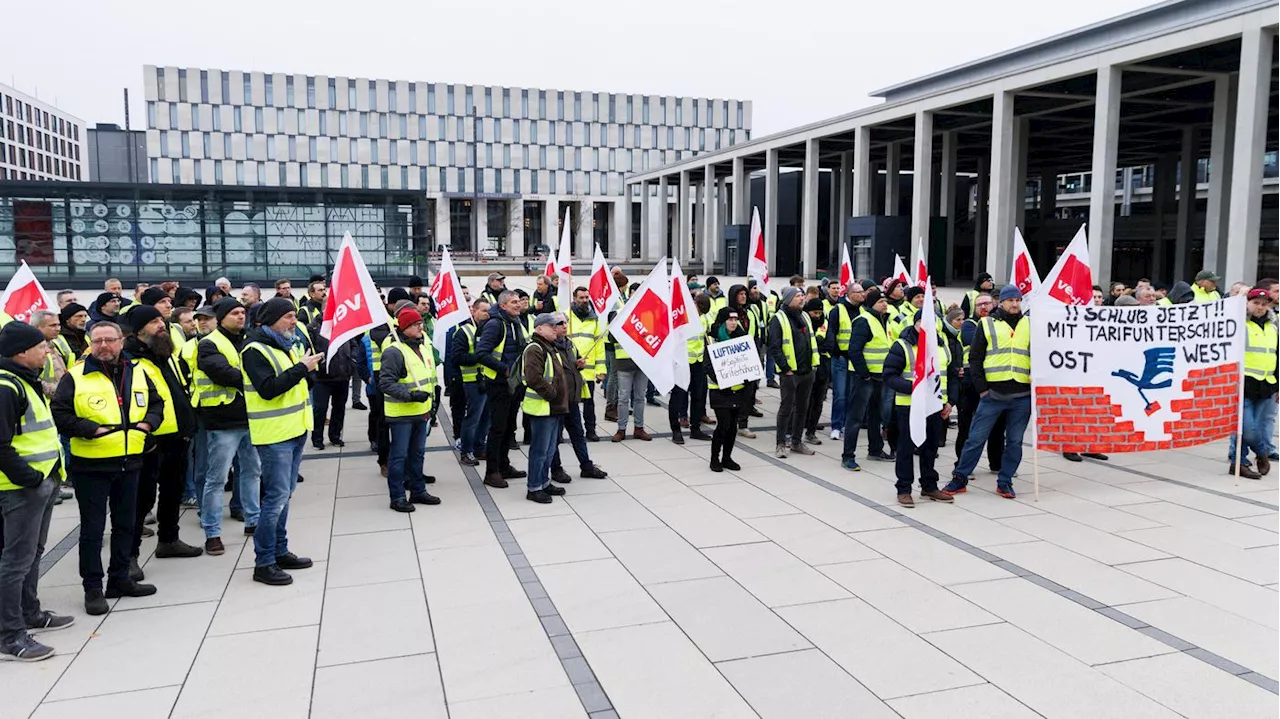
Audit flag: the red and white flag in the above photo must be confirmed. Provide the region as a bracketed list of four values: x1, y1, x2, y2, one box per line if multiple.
[914, 237, 929, 289]
[588, 243, 619, 316]
[892, 254, 911, 288]
[0, 261, 51, 324]
[321, 232, 391, 364]
[909, 280, 944, 445]
[747, 206, 769, 287]
[1010, 227, 1040, 298]
[838, 242, 854, 296]
[608, 258, 677, 394]
[554, 208, 574, 311]
[427, 246, 470, 353]
[669, 259, 701, 390]
[1041, 224, 1093, 307]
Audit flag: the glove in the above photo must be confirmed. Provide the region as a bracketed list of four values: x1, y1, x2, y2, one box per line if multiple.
[408, 391, 431, 402]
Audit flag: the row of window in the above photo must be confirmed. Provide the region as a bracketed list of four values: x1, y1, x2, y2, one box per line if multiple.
[0, 143, 81, 179]
[0, 121, 81, 161]
[0, 93, 80, 141]
[154, 69, 747, 128]
[150, 159, 611, 195]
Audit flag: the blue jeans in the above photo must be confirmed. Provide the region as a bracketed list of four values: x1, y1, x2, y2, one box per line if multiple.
[1229, 396, 1275, 466]
[1263, 399, 1278, 456]
[829, 361, 849, 432]
[553, 403, 592, 472]
[461, 383, 490, 455]
[201, 428, 261, 538]
[527, 415, 563, 491]
[254, 434, 305, 567]
[954, 394, 1033, 485]
[387, 419, 429, 501]
[842, 375, 884, 461]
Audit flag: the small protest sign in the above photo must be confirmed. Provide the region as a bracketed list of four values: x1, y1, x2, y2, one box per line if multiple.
[708, 334, 764, 386]
[1031, 297, 1245, 453]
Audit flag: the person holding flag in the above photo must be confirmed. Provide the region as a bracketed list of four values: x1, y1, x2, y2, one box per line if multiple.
[668, 263, 709, 445]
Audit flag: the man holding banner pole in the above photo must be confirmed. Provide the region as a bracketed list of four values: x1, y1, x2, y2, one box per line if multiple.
[1233, 289, 1278, 479]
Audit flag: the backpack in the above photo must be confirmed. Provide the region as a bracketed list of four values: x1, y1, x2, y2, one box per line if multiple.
[508, 342, 545, 396]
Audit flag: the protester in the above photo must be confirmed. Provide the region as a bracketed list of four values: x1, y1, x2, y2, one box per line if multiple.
[296, 280, 326, 327]
[842, 287, 894, 471]
[479, 272, 507, 307]
[549, 310, 609, 481]
[1192, 270, 1221, 303]
[310, 320, 366, 450]
[55, 290, 76, 310]
[826, 282, 862, 440]
[704, 276, 727, 317]
[0, 322, 73, 661]
[453, 299, 491, 466]
[379, 308, 442, 511]
[769, 287, 818, 458]
[1160, 281, 1195, 305]
[1091, 286, 1105, 306]
[706, 310, 748, 472]
[240, 283, 263, 326]
[1231, 289, 1278, 479]
[532, 276, 557, 314]
[476, 290, 529, 488]
[961, 273, 995, 318]
[804, 298, 830, 445]
[669, 292, 709, 445]
[611, 300, 653, 442]
[369, 291, 410, 474]
[521, 313, 572, 504]
[954, 294, 1004, 473]
[568, 288, 606, 442]
[57, 303, 89, 359]
[30, 311, 66, 399]
[87, 292, 121, 332]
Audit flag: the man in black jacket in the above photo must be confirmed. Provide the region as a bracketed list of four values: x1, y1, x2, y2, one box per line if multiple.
[0, 323, 74, 661]
[768, 287, 817, 458]
[841, 288, 892, 470]
[53, 321, 164, 615]
[476, 290, 529, 488]
[125, 307, 203, 574]
[309, 319, 367, 450]
[296, 279, 327, 327]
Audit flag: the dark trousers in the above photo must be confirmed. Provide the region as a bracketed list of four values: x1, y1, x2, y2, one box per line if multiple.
[581, 381, 597, 434]
[132, 437, 188, 556]
[312, 381, 349, 445]
[842, 376, 885, 461]
[738, 381, 759, 428]
[777, 372, 815, 446]
[668, 364, 707, 431]
[895, 407, 941, 494]
[0, 477, 56, 638]
[368, 390, 390, 466]
[448, 378, 467, 439]
[954, 381, 1004, 471]
[484, 380, 521, 476]
[552, 402, 593, 472]
[74, 468, 140, 591]
[806, 362, 829, 434]
[712, 407, 740, 460]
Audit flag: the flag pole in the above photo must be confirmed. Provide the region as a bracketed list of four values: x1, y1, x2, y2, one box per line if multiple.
[1234, 357, 1246, 487]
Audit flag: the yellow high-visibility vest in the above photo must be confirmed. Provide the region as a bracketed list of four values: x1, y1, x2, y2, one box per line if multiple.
[894, 338, 951, 406]
[383, 339, 436, 418]
[241, 341, 312, 444]
[457, 324, 480, 383]
[981, 316, 1031, 384]
[772, 312, 818, 372]
[851, 308, 892, 375]
[520, 344, 561, 416]
[0, 370, 63, 490]
[134, 355, 184, 436]
[66, 362, 151, 459]
[1244, 320, 1278, 386]
[192, 331, 241, 408]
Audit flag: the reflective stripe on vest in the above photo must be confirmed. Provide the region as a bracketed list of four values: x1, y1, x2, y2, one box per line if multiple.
[0, 372, 63, 490]
[383, 339, 435, 417]
[773, 313, 818, 372]
[135, 356, 181, 435]
[51, 335, 74, 367]
[67, 362, 150, 459]
[521, 344, 557, 417]
[851, 308, 892, 374]
[192, 331, 241, 407]
[241, 342, 312, 444]
[569, 314, 603, 381]
[833, 304, 852, 352]
[1192, 286, 1221, 304]
[459, 324, 480, 383]
[371, 321, 394, 372]
[1244, 320, 1278, 384]
[894, 339, 950, 406]
[982, 316, 1031, 384]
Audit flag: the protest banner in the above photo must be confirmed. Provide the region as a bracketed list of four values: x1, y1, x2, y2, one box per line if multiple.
[1031, 297, 1245, 455]
[707, 334, 764, 386]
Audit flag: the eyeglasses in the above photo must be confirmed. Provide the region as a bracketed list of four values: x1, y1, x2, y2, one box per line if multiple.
[90, 337, 123, 345]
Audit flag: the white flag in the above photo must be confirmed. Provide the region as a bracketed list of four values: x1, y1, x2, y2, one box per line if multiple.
[320, 233, 392, 365]
[892, 253, 911, 288]
[608, 258, 677, 394]
[555, 208, 574, 311]
[747, 207, 769, 287]
[669, 259, 701, 391]
[1040, 224, 1093, 307]
[838, 242, 854, 296]
[0, 260, 52, 324]
[427, 246, 470, 353]
[587, 243, 619, 316]
[914, 237, 929, 289]
[909, 280, 944, 445]
[1010, 227, 1040, 299]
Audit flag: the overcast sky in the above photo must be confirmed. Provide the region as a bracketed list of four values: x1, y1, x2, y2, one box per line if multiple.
[5, 0, 1161, 136]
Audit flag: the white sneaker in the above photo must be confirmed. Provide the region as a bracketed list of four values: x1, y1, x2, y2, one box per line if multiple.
[775, 444, 789, 458]
[738, 428, 756, 439]
[830, 429, 842, 440]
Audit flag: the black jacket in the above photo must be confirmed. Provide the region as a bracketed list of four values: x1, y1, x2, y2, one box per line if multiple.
[196, 325, 251, 430]
[882, 325, 961, 408]
[847, 307, 889, 379]
[0, 358, 59, 487]
[60, 325, 87, 358]
[125, 336, 195, 439]
[445, 320, 482, 383]
[967, 309, 1029, 398]
[476, 310, 526, 379]
[311, 328, 366, 385]
[377, 331, 432, 421]
[767, 308, 814, 375]
[52, 354, 164, 473]
[296, 298, 324, 327]
[242, 327, 311, 404]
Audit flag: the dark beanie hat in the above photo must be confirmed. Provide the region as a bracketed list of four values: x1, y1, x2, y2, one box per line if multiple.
[256, 297, 297, 328]
[408, 275, 424, 287]
[803, 298, 825, 314]
[706, 276, 720, 287]
[127, 305, 163, 334]
[386, 287, 411, 305]
[864, 287, 884, 307]
[213, 297, 242, 322]
[60, 302, 87, 324]
[0, 321, 46, 357]
[903, 286, 925, 301]
[96, 292, 121, 310]
[139, 287, 170, 306]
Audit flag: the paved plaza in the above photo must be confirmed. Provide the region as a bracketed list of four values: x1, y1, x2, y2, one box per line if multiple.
[5, 387, 1278, 718]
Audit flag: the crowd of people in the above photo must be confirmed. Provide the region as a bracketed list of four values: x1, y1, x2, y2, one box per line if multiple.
[0, 264, 1274, 663]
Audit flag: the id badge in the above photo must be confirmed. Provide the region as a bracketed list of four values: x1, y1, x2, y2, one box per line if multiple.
[134, 391, 146, 408]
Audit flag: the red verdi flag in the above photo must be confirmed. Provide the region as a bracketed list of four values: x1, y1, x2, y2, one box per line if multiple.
[838, 242, 853, 295]
[320, 232, 391, 364]
[428, 246, 470, 352]
[747, 207, 769, 287]
[588, 243, 618, 316]
[0, 261, 51, 323]
[1042, 224, 1093, 307]
[608, 259, 677, 393]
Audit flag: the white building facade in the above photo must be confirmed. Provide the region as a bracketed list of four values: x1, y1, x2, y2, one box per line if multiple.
[142, 66, 750, 258]
[0, 84, 87, 182]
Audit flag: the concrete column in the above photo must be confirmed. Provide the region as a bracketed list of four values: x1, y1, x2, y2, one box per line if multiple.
[1174, 127, 1196, 283]
[852, 127, 873, 216]
[1151, 154, 1177, 278]
[987, 90, 1015, 281]
[1224, 26, 1275, 286]
[691, 182, 704, 264]
[911, 110, 934, 267]
[612, 194, 630, 261]
[639, 181, 652, 261]
[507, 198, 524, 257]
[765, 148, 780, 274]
[716, 176, 729, 264]
[939, 131, 957, 281]
[974, 156, 989, 276]
[1121, 167, 1135, 217]
[678, 170, 692, 264]
[838, 151, 853, 250]
[545, 198, 560, 259]
[802, 138, 821, 278]
[828, 168, 841, 269]
[577, 199, 594, 259]
[474, 200, 488, 252]
[703, 165, 716, 274]
[1039, 167, 1058, 219]
[1203, 75, 1235, 276]
[884, 142, 901, 216]
[1088, 66, 1121, 288]
[435, 198, 452, 250]
[1012, 118, 1029, 232]
[656, 175, 669, 258]
[732, 156, 748, 224]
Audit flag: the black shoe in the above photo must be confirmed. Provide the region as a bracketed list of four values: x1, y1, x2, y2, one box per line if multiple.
[551, 468, 573, 484]
[390, 499, 416, 513]
[244, 525, 256, 536]
[460, 453, 479, 466]
[646, 397, 661, 407]
[84, 590, 109, 616]
[229, 509, 245, 522]
[275, 552, 313, 570]
[526, 490, 553, 504]
[105, 579, 157, 598]
[749, 409, 764, 418]
[710, 458, 723, 473]
[483, 473, 509, 489]
[252, 565, 293, 586]
[409, 492, 441, 506]
[544, 484, 566, 496]
[128, 558, 145, 582]
[671, 432, 685, 445]
[501, 467, 527, 479]
[1081, 452, 1108, 461]
[766, 379, 780, 389]
[423, 474, 436, 484]
[312, 441, 326, 450]
[1063, 452, 1083, 462]
[155, 539, 204, 558]
[721, 457, 742, 471]
[580, 465, 608, 479]
[689, 431, 713, 441]
[297, 474, 304, 483]
[869, 451, 894, 462]
[585, 431, 601, 443]
[140, 526, 155, 538]
[330, 439, 346, 448]
[351, 402, 368, 411]
[521, 434, 531, 446]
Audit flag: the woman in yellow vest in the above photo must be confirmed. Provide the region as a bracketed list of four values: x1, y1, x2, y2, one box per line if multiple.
[882, 309, 959, 508]
[240, 298, 321, 587]
[0, 322, 74, 660]
[705, 309, 751, 472]
[378, 308, 442, 513]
